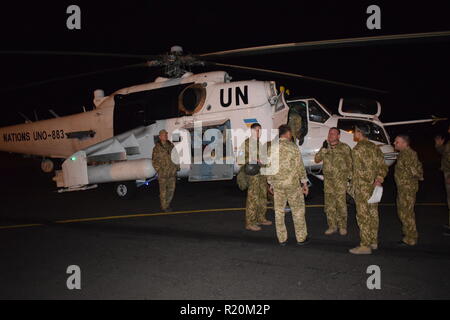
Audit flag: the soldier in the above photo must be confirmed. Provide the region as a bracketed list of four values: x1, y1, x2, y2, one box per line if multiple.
[435, 124, 450, 235]
[394, 135, 423, 246]
[267, 125, 309, 246]
[314, 127, 352, 236]
[349, 125, 388, 255]
[152, 129, 179, 212]
[288, 105, 303, 144]
[240, 123, 272, 231]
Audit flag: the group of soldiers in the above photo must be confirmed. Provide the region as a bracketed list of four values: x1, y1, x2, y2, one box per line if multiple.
[240, 122, 450, 255]
[151, 121, 450, 255]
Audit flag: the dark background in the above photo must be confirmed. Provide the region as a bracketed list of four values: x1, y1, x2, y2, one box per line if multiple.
[0, 1, 449, 139]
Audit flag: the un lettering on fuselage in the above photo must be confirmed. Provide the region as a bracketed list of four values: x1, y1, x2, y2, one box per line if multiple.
[220, 85, 249, 107]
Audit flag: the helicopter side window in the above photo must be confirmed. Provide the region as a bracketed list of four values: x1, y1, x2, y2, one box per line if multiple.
[337, 119, 388, 144]
[308, 100, 329, 123]
[113, 83, 191, 136]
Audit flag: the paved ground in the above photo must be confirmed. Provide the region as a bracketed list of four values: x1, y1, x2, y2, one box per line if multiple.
[0, 152, 449, 300]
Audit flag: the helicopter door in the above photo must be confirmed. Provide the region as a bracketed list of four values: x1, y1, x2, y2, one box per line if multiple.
[300, 100, 331, 167]
[338, 98, 381, 119]
[188, 120, 234, 182]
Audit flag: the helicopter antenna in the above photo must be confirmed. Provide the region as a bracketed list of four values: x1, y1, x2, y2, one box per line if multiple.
[49, 109, 60, 118]
[18, 112, 32, 123]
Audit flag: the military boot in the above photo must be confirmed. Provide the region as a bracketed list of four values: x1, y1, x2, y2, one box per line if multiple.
[402, 238, 417, 246]
[246, 225, 261, 231]
[259, 220, 273, 226]
[339, 228, 348, 236]
[324, 228, 337, 235]
[349, 246, 372, 255]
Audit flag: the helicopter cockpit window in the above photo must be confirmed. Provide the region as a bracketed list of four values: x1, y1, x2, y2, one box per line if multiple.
[337, 119, 388, 144]
[308, 100, 329, 123]
[341, 98, 379, 115]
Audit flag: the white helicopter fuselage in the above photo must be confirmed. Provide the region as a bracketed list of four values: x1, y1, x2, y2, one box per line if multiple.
[0, 71, 438, 194]
[0, 71, 233, 159]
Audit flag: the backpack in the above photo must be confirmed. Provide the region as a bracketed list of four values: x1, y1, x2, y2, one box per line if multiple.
[237, 166, 249, 191]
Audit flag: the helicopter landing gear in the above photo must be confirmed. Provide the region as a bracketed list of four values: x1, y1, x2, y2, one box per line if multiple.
[41, 158, 54, 173]
[113, 181, 137, 200]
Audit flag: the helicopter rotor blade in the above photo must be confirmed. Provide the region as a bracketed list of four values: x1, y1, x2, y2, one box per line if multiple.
[0, 50, 158, 60]
[0, 62, 153, 93]
[208, 62, 387, 93]
[199, 31, 450, 59]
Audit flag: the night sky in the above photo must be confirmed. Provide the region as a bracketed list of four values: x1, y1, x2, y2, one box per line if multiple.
[0, 1, 449, 138]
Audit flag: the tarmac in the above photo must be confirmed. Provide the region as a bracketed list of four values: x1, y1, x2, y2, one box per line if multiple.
[0, 152, 449, 299]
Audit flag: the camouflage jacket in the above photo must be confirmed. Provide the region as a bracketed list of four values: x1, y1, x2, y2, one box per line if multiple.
[239, 138, 272, 165]
[436, 141, 450, 175]
[267, 138, 308, 188]
[394, 147, 423, 190]
[351, 139, 388, 194]
[241, 138, 262, 165]
[314, 141, 352, 181]
[288, 112, 302, 140]
[152, 140, 179, 178]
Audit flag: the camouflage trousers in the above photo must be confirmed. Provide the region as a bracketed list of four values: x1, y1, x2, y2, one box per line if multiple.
[246, 175, 268, 227]
[273, 185, 307, 243]
[396, 186, 418, 244]
[324, 178, 348, 229]
[355, 190, 379, 247]
[158, 176, 176, 210]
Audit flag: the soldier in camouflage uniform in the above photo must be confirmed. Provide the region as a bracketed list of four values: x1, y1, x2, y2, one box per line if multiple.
[394, 135, 423, 246]
[152, 129, 179, 212]
[314, 127, 352, 236]
[288, 110, 302, 143]
[240, 123, 272, 231]
[435, 124, 450, 235]
[349, 126, 388, 255]
[268, 125, 309, 245]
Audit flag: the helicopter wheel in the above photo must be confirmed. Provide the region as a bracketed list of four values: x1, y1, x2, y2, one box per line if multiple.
[113, 181, 137, 200]
[40, 158, 55, 173]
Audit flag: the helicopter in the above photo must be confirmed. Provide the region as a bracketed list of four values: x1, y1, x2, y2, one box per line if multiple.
[0, 31, 448, 198]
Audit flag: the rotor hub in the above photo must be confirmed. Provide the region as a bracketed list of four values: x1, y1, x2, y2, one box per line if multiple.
[170, 45, 183, 55]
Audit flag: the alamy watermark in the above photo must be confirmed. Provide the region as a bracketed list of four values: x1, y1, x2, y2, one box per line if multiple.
[66, 5, 81, 30]
[367, 5, 381, 30]
[168, 123, 281, 175]
[66, 265, 81, 290]
[366, 265, 381, 290]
